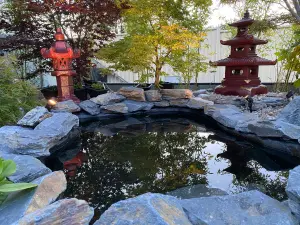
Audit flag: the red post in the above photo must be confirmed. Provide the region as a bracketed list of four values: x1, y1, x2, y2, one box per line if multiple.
[41, 28, 80, 103]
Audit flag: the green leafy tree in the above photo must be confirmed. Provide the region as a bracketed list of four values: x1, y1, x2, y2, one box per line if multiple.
[0, 157, 38, 204]
[97, 0, 212, 87]
[0, 55, 42, 126]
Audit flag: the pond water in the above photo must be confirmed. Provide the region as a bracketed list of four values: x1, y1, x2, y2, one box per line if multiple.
[45, 116, 300, 223]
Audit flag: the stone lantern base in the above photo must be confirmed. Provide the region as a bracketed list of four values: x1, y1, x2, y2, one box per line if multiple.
[214, 84, 268, 97]
[56, 76, 80, 103]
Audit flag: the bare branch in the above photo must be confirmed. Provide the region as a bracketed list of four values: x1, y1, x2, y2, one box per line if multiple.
[283, 0, 300, 22]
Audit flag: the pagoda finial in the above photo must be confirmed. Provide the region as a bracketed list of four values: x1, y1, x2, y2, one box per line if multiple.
[244, 10, 250, 19]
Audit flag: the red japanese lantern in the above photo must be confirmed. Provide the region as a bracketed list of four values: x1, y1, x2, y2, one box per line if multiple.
[41, 28, 80, 103]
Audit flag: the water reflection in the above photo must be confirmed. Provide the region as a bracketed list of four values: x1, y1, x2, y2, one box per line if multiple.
[45, 117, 300, 223]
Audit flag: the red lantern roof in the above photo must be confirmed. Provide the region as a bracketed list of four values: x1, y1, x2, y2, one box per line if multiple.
[210, 57, 277, 67]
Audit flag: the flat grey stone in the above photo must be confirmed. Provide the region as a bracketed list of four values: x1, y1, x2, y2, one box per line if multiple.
[0, 171, 66, 225]
[187, 97, 214, 109]
[101, 103, 128, 114]
[154, 101, 170, 107]
[14, 198, 94, 225]
[180, 190, 298, 225]
[167, 184, 228, 199]
[123, 100, 154, 112]
[79, 100, 100, 115]
[193, 89, 208, 96]
[169, 99, 189, 107]
[119, 87, 146, 101]
[261, 97, 286, 107]
[145, 90, 162, 102]
[95, 193, 191, 225]
[0, 152, 51, 183]
[288, 199, 300, 221]
[90, 93, 125, 106]
[0, 113, 79, 157]
[161, 89, 193, 100]
[248, 120, 284, 138]
[17, 107, 51, 127]
[286, 166, 300, 203]
[52, 100, 81, 113]
[275, 120, 300, 140]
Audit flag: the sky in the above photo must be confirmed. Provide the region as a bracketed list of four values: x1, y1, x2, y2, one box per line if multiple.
[207, 0, 237, 27]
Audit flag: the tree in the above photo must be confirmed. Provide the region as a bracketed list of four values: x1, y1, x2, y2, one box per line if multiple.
[0, 0, 121, 81]
[97, 0, 212, 87]
[220, 0, 300, 24]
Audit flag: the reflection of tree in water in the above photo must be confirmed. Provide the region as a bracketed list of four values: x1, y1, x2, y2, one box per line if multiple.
[217, 142, 290, 201]
[63, 128, 212, 222]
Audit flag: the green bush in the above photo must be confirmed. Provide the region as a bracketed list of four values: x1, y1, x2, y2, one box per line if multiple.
[91, 82, 104, 90]
[0, 55, 42, 126]
[0, 157, 38, 204]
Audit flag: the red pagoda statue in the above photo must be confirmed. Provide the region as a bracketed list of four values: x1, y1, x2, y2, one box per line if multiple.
[41, 28, 80, 103]
[210, 10, 277, 96]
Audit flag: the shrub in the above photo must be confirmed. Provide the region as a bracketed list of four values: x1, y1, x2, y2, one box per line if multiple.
[91, 82, 104, 90]
[0, 55, 42, 126]
[0, 157, 38, 204]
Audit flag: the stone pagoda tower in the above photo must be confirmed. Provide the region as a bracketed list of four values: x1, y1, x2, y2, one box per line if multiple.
[210, 10, 277, 96]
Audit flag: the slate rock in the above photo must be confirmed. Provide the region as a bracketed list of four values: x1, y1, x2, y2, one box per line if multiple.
[286, 166, 300, 203]
[145, 90, 162, 102]
[248, 120, 284, 138]
[187, 97, 214, 109]
[154, 101, 170, 107]
[161, 89, 193, 100]
[275, 120, 300, 140]
[124, 100, 154, 112]
[101, 103, 128, 114]
[95, 193, 191, 225]
[205, 105, 258, 133]
[252, 102, 268, 111]
[0, 171, 67, 225]
[52, 100, 81, 113]
[0, 152, 51, 183]
[90, 92, 126, 106]
[15, 198, 94, 225]
[0, 113, 79, 157]
[119, 87, 146, 101]
[17, 107, 51, 127]
[193, 89, 208, 97]
[79, 100, 101, 115]
[261, 97, 287, 107]
[287, 199, 300, 221]
[169, 99, 189, 107]
[167, 184, 228, 199]
[180, 190, 298, 225]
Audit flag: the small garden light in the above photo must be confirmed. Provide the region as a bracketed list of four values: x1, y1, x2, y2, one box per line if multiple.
[46, 98, 57, 110]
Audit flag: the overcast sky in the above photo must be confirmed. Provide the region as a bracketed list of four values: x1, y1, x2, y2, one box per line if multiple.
[207, 0, 237, 27]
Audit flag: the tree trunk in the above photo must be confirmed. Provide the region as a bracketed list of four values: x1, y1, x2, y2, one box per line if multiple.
[155, 67, 161, 87]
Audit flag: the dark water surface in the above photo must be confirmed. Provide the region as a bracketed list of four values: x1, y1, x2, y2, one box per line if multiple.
[45, 116, 300, 223]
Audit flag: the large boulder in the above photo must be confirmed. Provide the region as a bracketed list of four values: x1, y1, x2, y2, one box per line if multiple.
[0, 171, 67, 225]
[180, 190, 298, 225]
[286, 166, 300, 203]
[90, 93, 126, 106]
[187, 97, 214, 109]
[124, 100, 154, 112]
[0, 152, 51, 183]
[275, 120, 300, 141]
[79, 100, 101, 115]
[101, 103, 128, 114]
[15, 198, 94, 225]
[248, 120, 284, 138]
[277, 96, 300, 126]
[119, 87, 146, 101]
[205, 105, 258, 133]
[52, 100, 81, 113]
[169, 99, 189, 107]
[17, 107, 51, 127]
[145, 90, 162, 102]
[0, 112, 79, 157]
[161, 89, 193, 100]
[94, 193, 191, 225]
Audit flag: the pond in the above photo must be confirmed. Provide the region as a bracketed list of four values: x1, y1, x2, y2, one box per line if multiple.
[44, 115, 300, 223]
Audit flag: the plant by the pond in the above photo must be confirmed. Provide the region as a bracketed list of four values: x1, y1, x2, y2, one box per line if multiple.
[91, 83, 104, 90]
[0, 158, 38, 204]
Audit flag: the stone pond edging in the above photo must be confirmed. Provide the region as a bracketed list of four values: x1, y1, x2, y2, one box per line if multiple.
[0, 87, 300, 224]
